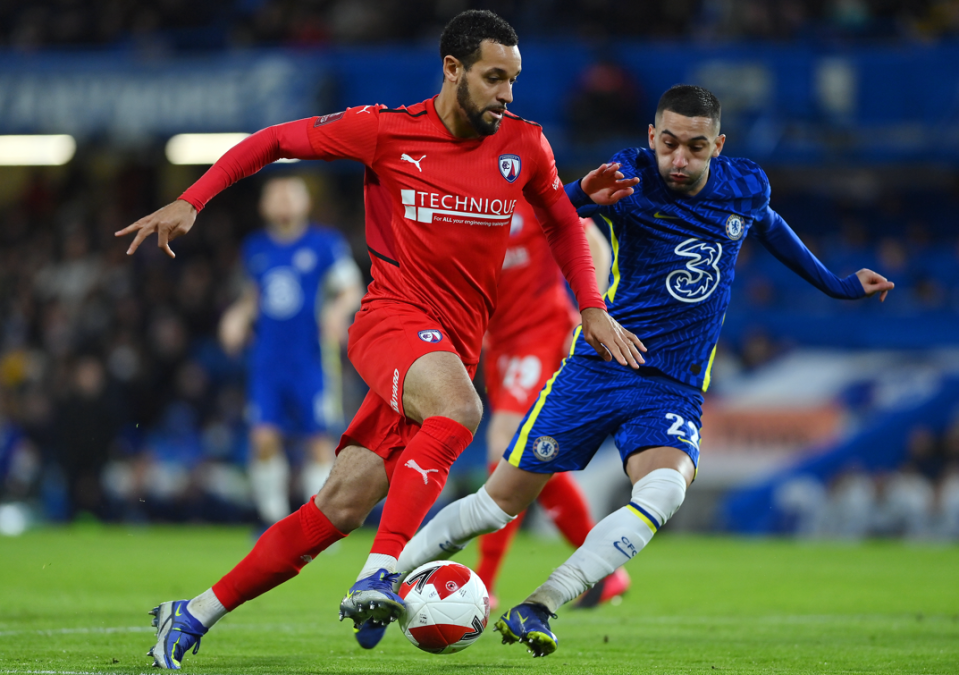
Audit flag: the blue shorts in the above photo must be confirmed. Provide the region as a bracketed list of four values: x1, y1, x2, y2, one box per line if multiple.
[248, 360, 327, 436]
[504, 353, 703, 474]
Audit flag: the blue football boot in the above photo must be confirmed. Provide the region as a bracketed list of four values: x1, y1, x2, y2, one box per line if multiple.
[339, 569, 404, 628]
[147, 600, 208, 669]
[494, 602, 558, 657]
[353, 618, 389, 649]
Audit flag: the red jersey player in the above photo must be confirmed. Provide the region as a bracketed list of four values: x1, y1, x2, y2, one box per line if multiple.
[117, 10, 643, 668]
[479, 200, 630, 609]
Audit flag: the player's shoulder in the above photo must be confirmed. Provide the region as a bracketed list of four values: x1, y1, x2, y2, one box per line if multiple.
[609, 147, 656, 175]
[502, 111, 542, 130]
[306, 224, 346, 246]
[242, 228, 270, 250]
[377, 99, 430, 119]
[711, 155, 770, 201]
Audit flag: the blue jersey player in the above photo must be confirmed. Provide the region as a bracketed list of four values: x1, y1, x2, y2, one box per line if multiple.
[392, 85, 895, 656]
[219, 176, 362, 525]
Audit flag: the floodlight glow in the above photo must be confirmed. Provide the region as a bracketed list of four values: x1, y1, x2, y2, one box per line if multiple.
[165, 133, 300, 165]
[0, 135, 76, 166]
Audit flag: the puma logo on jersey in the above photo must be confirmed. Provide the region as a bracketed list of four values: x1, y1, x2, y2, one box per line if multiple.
[405, 459, 439, 484]
[654, 211, 680, 220]
[401, 154, 426, 172]
[357, 105, 373, 114]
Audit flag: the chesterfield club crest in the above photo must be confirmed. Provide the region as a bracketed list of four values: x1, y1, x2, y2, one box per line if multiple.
[498, 154, 521, 183]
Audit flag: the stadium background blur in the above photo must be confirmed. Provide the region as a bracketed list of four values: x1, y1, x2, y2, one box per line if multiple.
[1, 0, 958, 540]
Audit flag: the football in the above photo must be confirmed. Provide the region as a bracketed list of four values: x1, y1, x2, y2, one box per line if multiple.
[397, 561, 490, 654]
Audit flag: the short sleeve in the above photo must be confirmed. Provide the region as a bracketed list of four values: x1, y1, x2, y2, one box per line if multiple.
[522, 131, 564, 210]
[306, 105, 382, 166]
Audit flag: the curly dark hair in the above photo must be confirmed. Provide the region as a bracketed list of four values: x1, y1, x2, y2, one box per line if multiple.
[656, 85, 722, 126]
[439, 10, 518, 70]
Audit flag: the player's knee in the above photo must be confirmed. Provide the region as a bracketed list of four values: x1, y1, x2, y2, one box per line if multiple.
[631, 468, 687, 525]
[317, 500, 368, 533]
[440, 392, 483, 433]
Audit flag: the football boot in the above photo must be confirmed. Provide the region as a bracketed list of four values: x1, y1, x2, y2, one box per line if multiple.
[494, 602, 558, 657]
[339, 569, 405, 627]
[147, 600, 207, 670]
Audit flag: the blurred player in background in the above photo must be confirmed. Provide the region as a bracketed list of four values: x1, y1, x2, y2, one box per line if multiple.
[396, 84, 895, 657]
[218, 176, 362, 526]
[478, 199, 630, 609]
[117, 10, 643, 669]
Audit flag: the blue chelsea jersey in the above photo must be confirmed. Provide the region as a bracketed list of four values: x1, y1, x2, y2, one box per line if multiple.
[241, 226, 352, 369]
[572, 147, 771, 391]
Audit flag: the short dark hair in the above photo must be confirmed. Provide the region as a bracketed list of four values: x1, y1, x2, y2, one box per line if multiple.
[439, 10, 518, 70]
[656, 85, 721, 127]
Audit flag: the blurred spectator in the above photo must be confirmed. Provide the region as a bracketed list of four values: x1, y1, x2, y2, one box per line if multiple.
[53, 355, 120, 519]
[568, 59, 644, 143]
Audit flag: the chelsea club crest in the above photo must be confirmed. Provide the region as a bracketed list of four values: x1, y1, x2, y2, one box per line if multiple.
[725, 214, 744, 241]
[532, 435, 559, 461]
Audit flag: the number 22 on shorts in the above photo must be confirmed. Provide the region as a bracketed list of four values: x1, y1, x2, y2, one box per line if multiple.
[665, 412, 700, 450]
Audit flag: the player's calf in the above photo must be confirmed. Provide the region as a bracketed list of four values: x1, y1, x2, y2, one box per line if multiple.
[530, 468, 686, 610]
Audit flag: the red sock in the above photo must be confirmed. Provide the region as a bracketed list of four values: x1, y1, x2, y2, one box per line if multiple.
[538, 472, 594, 548]
[371, 416, 472, 559]
[476, 511, 525, 595]
[212, 500, 345, 610]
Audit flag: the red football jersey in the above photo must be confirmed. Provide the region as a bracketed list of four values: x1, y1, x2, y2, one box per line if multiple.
[180, 96, 604, 365]
[304, 98, 578, 363]
[486, 199, 581, 348]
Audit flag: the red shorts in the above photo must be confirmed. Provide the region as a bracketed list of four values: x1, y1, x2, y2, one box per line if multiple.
[336, 301, 476, 475]
[483, 321, 576, 415]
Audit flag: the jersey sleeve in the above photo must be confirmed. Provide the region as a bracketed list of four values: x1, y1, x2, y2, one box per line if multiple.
[521, 130, 564, 209]
[751, 206, 864, 299]
[532, 197, 606, 312]
[179, 118, 320, 212]
[305, 105, 381, 167]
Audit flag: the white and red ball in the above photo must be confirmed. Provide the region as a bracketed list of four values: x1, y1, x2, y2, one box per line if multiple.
[397, 561, 490, 654]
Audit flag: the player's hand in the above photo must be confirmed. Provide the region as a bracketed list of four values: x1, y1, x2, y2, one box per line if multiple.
[580, 307, 646, 369]
[219, 312, 248, 356]
[580, 163, 640, 206]
[114, 199, 197, 258]
[856, 268, 894, 302]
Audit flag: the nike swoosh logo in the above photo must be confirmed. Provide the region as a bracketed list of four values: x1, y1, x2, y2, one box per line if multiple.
[175, 606, 183, 617]
[654, 211, 680, 220]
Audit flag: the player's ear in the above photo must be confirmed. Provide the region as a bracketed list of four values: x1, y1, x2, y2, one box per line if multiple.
[712, 133, 726, 157]
[443, 55, 464, 83]
[647, 124, 656, 150]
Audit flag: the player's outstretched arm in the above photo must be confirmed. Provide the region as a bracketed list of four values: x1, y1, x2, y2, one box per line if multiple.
[116, 117, 335, 257]
[580, 307, 646, 369]
[856, 268, 894, 302]
[115, 199, 196, 259]
[579, 163, 640, 205]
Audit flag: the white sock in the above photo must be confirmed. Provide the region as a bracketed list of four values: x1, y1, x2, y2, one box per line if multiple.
[526, 468, 687, 613]
[396, 486, 514, 580]
[358, 553, 397, 581]
[187, 589, 228, 629]
[301, 461, 333, 502]
[249, 454, 290, 524]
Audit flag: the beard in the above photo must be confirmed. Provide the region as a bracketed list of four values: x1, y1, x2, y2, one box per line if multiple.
[661, 159, 710, 194]
[457, 78, 503, 137]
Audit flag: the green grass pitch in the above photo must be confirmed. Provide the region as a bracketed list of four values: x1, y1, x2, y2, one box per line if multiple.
[1, 526, 957, 674]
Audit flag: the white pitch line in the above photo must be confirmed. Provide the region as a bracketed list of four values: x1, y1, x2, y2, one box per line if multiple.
[0, 622, 320, 638]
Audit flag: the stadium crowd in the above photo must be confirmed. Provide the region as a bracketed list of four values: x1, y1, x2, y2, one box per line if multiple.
[0, 156, 956, 530]
[2, 0, 959, 50]
[776, 420, 959, 539]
